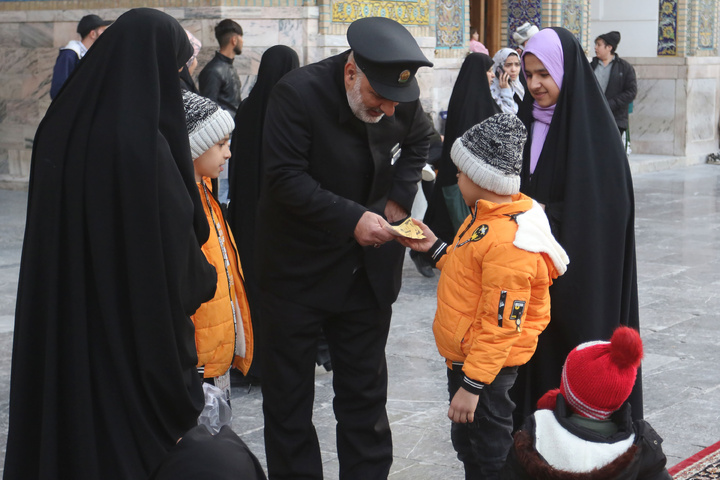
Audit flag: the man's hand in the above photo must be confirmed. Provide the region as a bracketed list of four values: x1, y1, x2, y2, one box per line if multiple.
[354, 211, 395, 247]
[384, 199, 408, 224]
[448, 387, 480, 424]
[393, 218, 438, 252]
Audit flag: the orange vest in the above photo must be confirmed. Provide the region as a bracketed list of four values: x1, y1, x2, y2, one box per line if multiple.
[433, 194, 563, 385]
[191, 178, 253, 378]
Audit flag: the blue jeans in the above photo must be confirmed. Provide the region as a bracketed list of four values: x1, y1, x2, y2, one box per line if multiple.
[447, 365, 518, 480]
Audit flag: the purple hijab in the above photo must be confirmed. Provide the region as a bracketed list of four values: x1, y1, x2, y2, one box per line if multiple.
[522, 29, 564, 173]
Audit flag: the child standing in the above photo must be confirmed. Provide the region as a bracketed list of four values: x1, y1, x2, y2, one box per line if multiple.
[399, 114, 569, 479]
[182, 90, 254, 403]
[503, 327, 672, 479]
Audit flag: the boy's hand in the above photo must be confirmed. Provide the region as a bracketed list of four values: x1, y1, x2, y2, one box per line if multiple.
[448, 387, 480, 423]
[393, 218, 438, 252]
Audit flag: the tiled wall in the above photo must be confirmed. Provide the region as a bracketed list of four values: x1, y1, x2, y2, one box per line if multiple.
[2, 1, 720, 187]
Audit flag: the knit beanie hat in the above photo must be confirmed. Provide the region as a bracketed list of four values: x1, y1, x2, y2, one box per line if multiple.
[450, 113, 527, 195]
[537, 326, 643, 420]
[513, 22, 540, 47]
[182, 90, 235, 160]
[598, 31, 621, 51]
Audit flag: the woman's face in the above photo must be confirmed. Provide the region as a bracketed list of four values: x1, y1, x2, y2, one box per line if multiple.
[523, 53, 560, 107]
[486, 66, 495, 85]
[503, 53, 521, 81]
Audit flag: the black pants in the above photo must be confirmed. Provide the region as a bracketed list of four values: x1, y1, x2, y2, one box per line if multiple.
[448, 365, 518, 480]
[260, 288, 393, 480]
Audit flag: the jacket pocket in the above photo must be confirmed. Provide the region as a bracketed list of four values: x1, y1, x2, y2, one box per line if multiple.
[454, 315, 475, 356]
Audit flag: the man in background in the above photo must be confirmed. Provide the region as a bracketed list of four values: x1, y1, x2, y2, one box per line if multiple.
[199, 19, 244, 203]
[199, 19, 244, 116]
[591, 31, 637, 142]
[50, 14, 111, 99]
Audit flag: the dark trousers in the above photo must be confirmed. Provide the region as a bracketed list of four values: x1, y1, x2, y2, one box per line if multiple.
[448, 365, 518, 480]
[260, 289, 393, 480]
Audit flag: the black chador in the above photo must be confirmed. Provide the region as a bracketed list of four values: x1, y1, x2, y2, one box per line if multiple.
[4, 9, 217, 479]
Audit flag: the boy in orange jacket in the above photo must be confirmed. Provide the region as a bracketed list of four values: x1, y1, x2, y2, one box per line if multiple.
[399, 114, 569, 479]
[182, 90, 253, 404]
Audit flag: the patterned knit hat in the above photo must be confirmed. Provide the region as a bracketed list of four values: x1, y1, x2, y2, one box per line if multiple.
[552, 327, 643, 420]
[182, 90, 235, 160]
[450, 113, 527, 195]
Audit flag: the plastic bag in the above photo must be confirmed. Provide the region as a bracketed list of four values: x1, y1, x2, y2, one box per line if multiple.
[197, 382, 232, 434]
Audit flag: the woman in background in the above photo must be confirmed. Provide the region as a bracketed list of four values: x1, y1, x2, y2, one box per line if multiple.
[227, 45, 300, 379]
[490, 48, 525, 114]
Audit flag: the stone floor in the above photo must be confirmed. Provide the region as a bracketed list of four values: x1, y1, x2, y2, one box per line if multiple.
[1, 163, 719, 478]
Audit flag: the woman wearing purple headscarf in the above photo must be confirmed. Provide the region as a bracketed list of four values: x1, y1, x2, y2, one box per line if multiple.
[509, 27, 641, 427]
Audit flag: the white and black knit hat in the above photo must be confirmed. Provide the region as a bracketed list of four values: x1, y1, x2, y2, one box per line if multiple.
[513, 22, 540, 47]
[450, 113, 527, 195]
[182, 90, 235, 160]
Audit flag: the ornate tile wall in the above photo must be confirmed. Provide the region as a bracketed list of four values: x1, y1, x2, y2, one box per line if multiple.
[331, 0, 430, 25]
[434, 0, 462, 48]
[507, 0, 541, 49]
[560, 0, 582, 39]
[693, 0, 717, 53]
[658, 0, 678, 55]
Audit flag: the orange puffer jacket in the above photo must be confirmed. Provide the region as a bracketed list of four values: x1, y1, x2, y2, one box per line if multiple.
[433, 193, 568, 386]
[192, 179, 253, 378]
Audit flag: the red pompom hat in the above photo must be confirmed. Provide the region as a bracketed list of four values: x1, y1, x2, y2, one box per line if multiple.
[557, 327, 643, 420]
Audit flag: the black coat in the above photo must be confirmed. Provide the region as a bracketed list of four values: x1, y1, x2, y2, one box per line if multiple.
[590, 54, 637, 130]
[256, 51, 432, 311]
[199, 52, 242, 116]
[511, 28, 641, 427]
[4, 9, 216, 479]
[503, 396, 671, 480]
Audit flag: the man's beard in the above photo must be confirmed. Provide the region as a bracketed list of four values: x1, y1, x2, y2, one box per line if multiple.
[234, 44, 242, 55]
[347, 78, 383, 124]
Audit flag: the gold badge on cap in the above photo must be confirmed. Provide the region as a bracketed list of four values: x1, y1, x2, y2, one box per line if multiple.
[398, 70, 411, 84]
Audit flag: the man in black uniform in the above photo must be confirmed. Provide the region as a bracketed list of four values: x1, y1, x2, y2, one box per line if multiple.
[256, 16, 433, 480]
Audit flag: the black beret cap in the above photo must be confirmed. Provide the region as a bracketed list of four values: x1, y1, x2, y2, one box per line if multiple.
[77, 14, 112, 38]
[347, 17, 433, 103]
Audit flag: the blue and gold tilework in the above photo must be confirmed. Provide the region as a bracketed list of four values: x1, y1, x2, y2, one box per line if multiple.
[332, 0, 430, 25]
[507, 0, 541, 49]
[435, 0, 463, 48]
[658, 0, 677, 56]
[696, 0, 716, 51]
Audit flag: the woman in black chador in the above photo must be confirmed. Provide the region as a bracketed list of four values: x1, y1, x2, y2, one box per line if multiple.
[509, 27, 641, 428]
[422, 53, 500, 244]
[228, 45, 300, 378]
[4, 9, 217, 479]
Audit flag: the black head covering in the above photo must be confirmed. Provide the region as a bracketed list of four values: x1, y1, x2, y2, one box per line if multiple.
[510, 27, 641, 426]
[227, 45, 299, 375]
[179, 65, 199, 93]
[149, 425, 267, 480]
[423, 53, 500, 241]
[5, 8, 217, 479]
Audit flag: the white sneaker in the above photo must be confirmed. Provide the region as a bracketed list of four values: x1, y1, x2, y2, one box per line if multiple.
[422, 163, 436, 182]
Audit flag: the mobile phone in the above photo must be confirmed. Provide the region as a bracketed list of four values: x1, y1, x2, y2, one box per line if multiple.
[495, 66, 505, 79]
